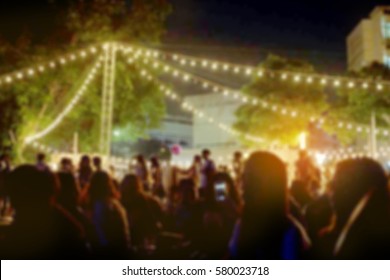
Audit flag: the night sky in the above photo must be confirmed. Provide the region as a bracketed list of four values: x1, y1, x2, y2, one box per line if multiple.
[166, 0, 388, 51]
[0, 0, 389, 70]
[165, 0, 389, 69]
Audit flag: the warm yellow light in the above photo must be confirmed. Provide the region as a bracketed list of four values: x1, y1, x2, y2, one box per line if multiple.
[298, 132, 307, 150]
[315, 152, 327, 166]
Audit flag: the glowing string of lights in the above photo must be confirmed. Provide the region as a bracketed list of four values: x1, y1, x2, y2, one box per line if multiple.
[129, 58, 266, 145]
[0, 45, 101, 88]
[25, 56, 104, 144]
[320, 146, 390, 161]
[120, 48, 390, 137]
[123, 44, 390, 93]
[28, 141, 60, 155]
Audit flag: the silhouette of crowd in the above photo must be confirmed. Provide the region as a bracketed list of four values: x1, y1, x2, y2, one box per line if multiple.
[0, 148, 390, 260]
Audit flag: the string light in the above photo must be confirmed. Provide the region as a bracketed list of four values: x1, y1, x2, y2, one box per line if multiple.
[0, 44, 101, 89]
[25, 56, 103, 144]
[120, 44, 390, 94]
[26, 141, 60, 155]
[125, 49, 390, 137]
[20, 43, 389, 166]
[129, 63, 266, 144]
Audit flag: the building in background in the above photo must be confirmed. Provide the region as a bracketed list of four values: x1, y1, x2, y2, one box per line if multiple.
[347, 6, 390, 71]
[148, 114, 193, 148]
[185, 93, 241, 150]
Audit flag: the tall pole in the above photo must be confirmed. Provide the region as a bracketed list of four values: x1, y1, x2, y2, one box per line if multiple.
[99, 43, 117, 161]
[370, 112, 377, 158]
[73, 132, 79, 156]
[107, 43, 117, 160]
[100, 43, 110, 155]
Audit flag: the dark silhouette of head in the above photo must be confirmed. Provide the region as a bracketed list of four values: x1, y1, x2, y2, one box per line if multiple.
[243, 151, 287, 217]
[89, 171, 115, 203]
[202, 149, 211, 160]
[193, 155, 201, 163]
[8, 165, 58, 212]
[330, 158, 389, 224]
[150, 156, 160, 168]
[57, 172, 80, 208]
[234, 151, 242, 161]
[60, 157, 73, 172]
[330, 158, 390, 259]
[93, 156, 102, 170]
[136, 154, 145, 165]
[236, 151, 290, 258]
[80, 155, 91, 169]
[37, 153, 46, 163]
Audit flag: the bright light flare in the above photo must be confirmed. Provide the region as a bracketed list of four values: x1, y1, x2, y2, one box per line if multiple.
[315, 152, 327, 166]
[298, 132, 307, 150]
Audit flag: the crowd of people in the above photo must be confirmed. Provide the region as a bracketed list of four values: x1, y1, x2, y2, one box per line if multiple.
[0, 148, 390, 260]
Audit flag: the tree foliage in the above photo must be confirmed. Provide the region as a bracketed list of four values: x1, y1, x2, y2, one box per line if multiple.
[235, 57, 390, 148]
[0, 0, 172, 159]
[234, 54, 329, 147]
[330, 63, 390, 125]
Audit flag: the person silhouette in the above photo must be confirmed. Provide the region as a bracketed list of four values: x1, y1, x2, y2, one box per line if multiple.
[229, 151, 311, 259]
[0, 165, 88, 259]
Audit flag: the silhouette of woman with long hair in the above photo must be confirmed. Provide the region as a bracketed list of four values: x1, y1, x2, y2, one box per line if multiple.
[229, 151, 310, 259]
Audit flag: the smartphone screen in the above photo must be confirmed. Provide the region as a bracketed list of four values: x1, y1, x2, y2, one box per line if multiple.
[215, 181, 227, 201]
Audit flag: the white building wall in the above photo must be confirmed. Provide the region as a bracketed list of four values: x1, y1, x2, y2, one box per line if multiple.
[347, 6, 390, 71]
[185, 93, 241, 149]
